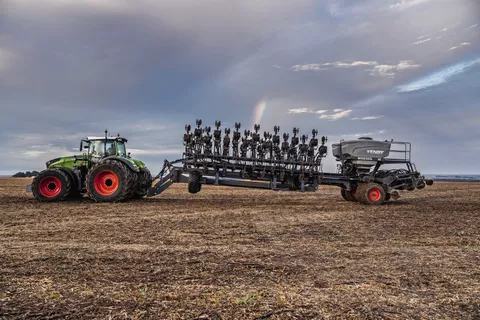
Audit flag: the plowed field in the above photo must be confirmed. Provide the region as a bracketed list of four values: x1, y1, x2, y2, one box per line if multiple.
[1, 178, 479, 319]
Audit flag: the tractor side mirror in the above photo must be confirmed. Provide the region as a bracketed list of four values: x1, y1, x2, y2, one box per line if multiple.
[79, 141, 83, 151]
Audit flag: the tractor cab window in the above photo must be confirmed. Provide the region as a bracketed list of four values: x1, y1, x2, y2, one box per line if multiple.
[89, 140, 117, 157]
[117, 141, 127, 157]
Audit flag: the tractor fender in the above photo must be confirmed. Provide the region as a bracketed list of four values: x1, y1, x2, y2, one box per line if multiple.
[53, 167, 79, 188]
[100, 156, 141, 172]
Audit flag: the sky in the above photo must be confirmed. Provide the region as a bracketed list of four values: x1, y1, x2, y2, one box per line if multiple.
[0, 0, 479, 175]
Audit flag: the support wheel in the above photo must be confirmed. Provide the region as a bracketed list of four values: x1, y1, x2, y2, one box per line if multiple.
[86, 160, 135, 202]
[188, 171, 202, 194]
[341, 188, 357, 202]
[357, 183, 386, 205]
[32, 169, 72, 202]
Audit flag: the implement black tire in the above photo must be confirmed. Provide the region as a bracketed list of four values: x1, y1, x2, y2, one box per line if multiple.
[86, 160, 135, 202]
[32, 169, 72, 202]
[357, 183, 386, 205]
[385, 193, 391, 201]
[341, 188, 357, 202]
[132, 168, 153, 199]
[188, 171, 201, 194]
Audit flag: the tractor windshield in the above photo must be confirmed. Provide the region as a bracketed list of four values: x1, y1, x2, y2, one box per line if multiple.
[117, 141, 127, 157]
[89, 140, 117, 157]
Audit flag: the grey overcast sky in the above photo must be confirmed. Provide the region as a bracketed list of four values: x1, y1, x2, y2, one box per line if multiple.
[0, 0, 479, 175]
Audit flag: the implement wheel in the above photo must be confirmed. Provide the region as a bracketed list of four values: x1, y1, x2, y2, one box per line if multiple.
[32, 169, 72, 202]
[357, 183, 386, 205]
[86, 160, 135, 202]
[188, 171, 202, 194]
[341, 188, 357, 202]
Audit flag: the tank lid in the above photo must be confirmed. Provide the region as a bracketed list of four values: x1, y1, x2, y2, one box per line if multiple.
[358, 137, 373, 140]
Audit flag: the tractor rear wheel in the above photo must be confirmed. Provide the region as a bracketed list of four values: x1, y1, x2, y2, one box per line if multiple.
[86, 160, 135, 202]
[188, 171, 201, 194]
[132, 168, 153, 199]
[32, 169, 72, 202]
[357, 183, 386, 205]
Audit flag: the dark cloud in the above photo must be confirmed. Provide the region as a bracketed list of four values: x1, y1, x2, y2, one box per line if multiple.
[0, 0, 479, 174]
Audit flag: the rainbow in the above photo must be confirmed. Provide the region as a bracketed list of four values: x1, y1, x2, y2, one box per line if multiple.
[253, 99, 267, 126]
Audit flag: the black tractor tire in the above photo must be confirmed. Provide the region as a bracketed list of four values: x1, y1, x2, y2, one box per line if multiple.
[356, 183, 386, 205]
[132, 168, 153, 199]
[188, 171, 202, 194]
[32, 168, 72, 202]
[86, 160, 135, 202]
[341, 188, 357, 202]
[55, 167, 83, 200]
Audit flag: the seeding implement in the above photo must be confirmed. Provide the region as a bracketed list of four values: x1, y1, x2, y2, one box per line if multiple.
[28, 120, 432, 205]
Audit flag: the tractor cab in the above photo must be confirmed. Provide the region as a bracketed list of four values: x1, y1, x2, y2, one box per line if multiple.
[81, 136, 129, 159]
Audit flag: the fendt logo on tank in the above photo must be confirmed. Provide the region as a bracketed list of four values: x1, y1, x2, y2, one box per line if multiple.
[367, 150, 385, 155]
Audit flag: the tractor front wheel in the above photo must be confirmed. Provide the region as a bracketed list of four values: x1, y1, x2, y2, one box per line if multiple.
[86, 160, 135, 202]
[32, 169, 72, 202]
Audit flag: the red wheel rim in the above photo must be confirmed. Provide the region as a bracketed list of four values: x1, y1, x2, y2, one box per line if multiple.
[369, 189, 381, 201]
[94, 170, 119, 196]
[39, 176, 62, 198]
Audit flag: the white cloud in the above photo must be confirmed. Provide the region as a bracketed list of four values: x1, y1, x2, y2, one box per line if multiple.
[351, 116, 384, 120]
[23, 150, 49, 157]
[341, 130, 386, 138]
[397, 60, 421, 70]
[333, 61, 377, 67]
[413, 38, 431, 45]
[397, 57, 480, 92]
[273, 65, 281, 69]
[288, 108, 314, 114]
[315, 110, 328, 114]
[389, 0, 431, 10]
[466, 24, 478, 30]
[319, 109, 352, 121]
[128, 148, 184, 155]
[369, 60, 421, 77]
[417, 35, 428, 40]
[291, 64, 328, 72]
[292, 59, 421, 78]
[448, 42, 471, 51]
[440, 27, 448, 32]
[333, 108, 344, 112]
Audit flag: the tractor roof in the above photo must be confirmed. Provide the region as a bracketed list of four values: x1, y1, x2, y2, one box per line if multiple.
[86, 137, 128, 142]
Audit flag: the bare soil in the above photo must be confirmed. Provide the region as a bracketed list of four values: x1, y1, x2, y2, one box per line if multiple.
[1, 178, 479, 319]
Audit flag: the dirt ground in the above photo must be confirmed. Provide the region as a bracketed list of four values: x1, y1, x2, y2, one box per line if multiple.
[0, 178, 479, 319]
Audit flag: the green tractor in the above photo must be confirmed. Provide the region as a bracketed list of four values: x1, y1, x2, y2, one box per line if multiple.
[29, 131, 152, 202]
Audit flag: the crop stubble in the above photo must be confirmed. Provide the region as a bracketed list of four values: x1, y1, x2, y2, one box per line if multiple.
[0, 178, 479, 319]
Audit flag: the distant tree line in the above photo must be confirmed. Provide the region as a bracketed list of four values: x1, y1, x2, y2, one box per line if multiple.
[12, 171, 40, 178]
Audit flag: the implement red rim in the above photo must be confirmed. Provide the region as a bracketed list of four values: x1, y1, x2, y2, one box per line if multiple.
[39, 176, 62, 198]
[94, 170, 119, 196]
[369, 189, 381, 201]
